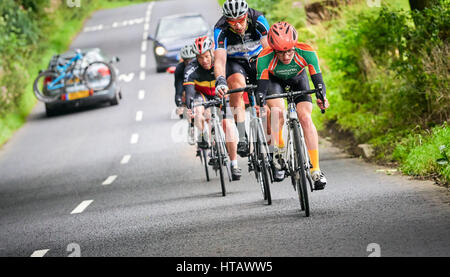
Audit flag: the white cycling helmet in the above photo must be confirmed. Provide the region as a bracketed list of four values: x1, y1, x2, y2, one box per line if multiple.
[192, 36, 214, 55]
[180, 44, 196, 60]
[222, 0, 249, 19]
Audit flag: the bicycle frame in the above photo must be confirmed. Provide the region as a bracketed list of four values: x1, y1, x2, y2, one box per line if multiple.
[47, 50, 84, 91]
[285, 100, 314, 192]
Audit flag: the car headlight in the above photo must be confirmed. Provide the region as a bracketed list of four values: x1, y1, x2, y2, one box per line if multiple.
[155, 46, 167, 56]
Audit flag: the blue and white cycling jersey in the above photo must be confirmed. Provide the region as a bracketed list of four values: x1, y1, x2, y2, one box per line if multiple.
[214, 8, 269, 61]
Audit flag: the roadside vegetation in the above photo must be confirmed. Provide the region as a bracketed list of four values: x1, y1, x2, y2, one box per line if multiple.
[0, 0, 149, 147]
[219, 0, 449, 185]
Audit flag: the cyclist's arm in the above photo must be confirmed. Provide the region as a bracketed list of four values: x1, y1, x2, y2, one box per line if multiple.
[183, 64, 197, 109]
[255, 15, 270, 49]
[183, 84, 196, 109]
[255, 50, 272, 105]
[174, 64, 185, 106]
[213, 27, 227, 80]
[214, 49, 227, 79]
[298, 43, 327, 97]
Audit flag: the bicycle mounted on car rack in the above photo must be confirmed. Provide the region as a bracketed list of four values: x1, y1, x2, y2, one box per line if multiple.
[33, 49, 116, 103]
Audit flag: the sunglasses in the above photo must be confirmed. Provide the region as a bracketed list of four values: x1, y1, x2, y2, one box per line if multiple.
[274, 48, 295, 56]
[226, 14, 248, 26]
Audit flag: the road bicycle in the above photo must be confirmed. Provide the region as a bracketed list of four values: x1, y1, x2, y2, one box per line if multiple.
[188, 102, 210, 183]
[33, 49, 116, 103]
[226, 85, 273, 205]
[265, 84, 325, 217]
[193, 98, 232, 196]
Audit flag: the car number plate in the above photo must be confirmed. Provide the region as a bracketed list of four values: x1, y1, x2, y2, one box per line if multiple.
[68, 90, 90, 100]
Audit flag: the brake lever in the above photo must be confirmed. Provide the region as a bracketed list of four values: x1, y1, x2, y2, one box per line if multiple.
[316, 84, 326, 114]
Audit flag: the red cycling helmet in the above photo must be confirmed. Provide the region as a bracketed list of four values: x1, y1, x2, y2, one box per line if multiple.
[193, 36, 214, 55]
[267, 22, 298, 51]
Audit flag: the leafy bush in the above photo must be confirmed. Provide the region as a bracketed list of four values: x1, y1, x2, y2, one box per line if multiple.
[322, 3, 449, 141]
[393, 123, 450, 184]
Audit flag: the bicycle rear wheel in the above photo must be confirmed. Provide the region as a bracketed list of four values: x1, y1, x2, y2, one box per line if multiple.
[83, 61, 115, 92]
[292, 122, 310, 217]
[33, 71, 63, 103]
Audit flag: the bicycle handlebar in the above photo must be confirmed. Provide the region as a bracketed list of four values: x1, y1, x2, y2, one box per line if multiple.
[265, 84, 326, 114]
[226, 85, 257, 94]
[227, 84, 326, 114]
[192, 97, 222, 109]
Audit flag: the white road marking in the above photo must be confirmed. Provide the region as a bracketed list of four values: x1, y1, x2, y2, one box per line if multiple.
[83, 24, 103, 32]
[138, 90, 145, 100]
[84, 18, 144, 32]
[31, 249, 50, 257]
[143, 32, 148, 40]
[141, 41, 147, 52]
[102, 175, 117, 185]
[140, 71, 146, 81]
[121, 155, 131, 164]
[118, 72, 135, 82]
[136, 111, 143, 122]
[144, 23, 149, 31]
[140, 54, 146, 68]
[130, 133, 139, 144]
[70, 200, 94, 214]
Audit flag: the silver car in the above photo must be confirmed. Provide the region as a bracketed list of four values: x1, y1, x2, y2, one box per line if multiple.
[43, 48, 121, 116]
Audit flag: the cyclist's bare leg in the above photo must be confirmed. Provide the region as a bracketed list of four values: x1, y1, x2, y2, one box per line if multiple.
[222, 118, 238, 161]
[267, 98, 285, 147]
[194, 105, 206, 132]
[296, 101, 320, 172]
[227, 73, 247, 139]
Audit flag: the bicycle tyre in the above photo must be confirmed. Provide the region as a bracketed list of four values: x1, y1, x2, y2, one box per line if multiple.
[257, 126, 271, 205]
[33, 71, 63, 103]
[215, 143, 226, 197]
[292, 122, 310, 217]
[82, 61, 115, 92]
[202, 149, 210, 182]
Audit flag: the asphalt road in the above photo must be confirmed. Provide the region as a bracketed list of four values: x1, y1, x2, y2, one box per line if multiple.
[0, 0, 449, 257]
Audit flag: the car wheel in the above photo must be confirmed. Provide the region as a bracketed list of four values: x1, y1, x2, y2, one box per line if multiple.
[110, 91, 120, 106]
[45, 104, 59, 117]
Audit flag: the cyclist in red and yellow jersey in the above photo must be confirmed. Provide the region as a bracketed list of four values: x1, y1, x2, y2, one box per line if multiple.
[184, 36, 242, 181]
[256, 22, 329, 189]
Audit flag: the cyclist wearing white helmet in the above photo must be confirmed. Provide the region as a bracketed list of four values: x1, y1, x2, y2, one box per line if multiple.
[184, 36, 242, 180]
[174, 43, 196, 116]
[213, 0, 270, 158]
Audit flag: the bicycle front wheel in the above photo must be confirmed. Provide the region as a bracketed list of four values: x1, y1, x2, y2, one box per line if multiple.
[257, 126, 271, 205]
[202, 149, 210, 182]
[33, 71, 63, 103]
[82, 61, 115, 92]
[292, 122, 310, 217]
[215, 143, 226, 197]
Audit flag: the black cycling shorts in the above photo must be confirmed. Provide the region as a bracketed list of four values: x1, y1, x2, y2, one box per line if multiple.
[266, 70, 312, 104]
[226, 59, 257, 85]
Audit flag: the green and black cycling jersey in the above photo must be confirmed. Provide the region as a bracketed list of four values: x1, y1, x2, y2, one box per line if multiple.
[256, 42, 326, 98]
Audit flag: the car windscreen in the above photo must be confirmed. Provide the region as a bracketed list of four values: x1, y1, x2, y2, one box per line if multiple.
[156, 16, 209, 40]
